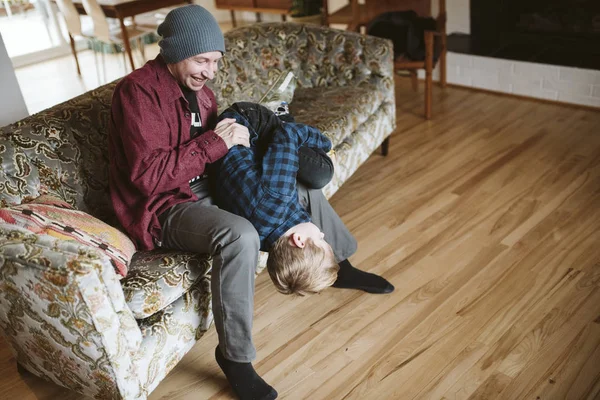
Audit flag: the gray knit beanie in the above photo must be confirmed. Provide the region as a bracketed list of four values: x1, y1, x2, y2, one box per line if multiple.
[158, 5, 225, 64]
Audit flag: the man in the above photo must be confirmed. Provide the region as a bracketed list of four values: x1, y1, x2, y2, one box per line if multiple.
[109, 6, 392, 400]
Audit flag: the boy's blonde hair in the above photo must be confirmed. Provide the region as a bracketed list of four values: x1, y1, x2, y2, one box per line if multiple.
[267, 236, 339, 296]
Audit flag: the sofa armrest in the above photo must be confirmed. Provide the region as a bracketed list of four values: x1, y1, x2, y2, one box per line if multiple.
[0, 224, 144, 399]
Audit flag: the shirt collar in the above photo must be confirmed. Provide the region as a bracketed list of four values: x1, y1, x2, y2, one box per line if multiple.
[152, 55, 182, 103]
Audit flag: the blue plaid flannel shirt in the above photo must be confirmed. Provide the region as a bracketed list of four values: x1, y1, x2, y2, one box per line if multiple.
[212, 106, 332, 251]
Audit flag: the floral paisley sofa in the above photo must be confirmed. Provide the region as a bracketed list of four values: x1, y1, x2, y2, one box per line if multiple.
[0, 23, 395, 399]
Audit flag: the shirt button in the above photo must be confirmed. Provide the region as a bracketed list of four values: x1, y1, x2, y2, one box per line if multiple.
[191, 151, 197, 156]
[204, 140, 209, 145]
[185, 112, 190, 117]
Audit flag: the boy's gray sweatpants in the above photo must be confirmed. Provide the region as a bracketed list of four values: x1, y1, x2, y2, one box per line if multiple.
[158, 180, 356, 363]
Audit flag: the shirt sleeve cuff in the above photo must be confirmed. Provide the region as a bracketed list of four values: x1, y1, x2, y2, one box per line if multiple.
[195, 130, 228, 162]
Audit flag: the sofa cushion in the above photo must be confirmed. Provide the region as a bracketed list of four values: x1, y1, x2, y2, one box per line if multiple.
[121, 250, 212, 319]
[0, 195, 135, 277]
[289, 82, 388, 148]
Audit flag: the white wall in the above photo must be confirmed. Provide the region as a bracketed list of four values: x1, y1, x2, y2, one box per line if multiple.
[0, 33, 28, 127]
[196, 0, 231, 22]
[445, 0, 469, 34]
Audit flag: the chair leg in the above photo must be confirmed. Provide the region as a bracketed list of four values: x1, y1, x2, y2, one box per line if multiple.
[92, 41, 102, 86]
[3, 0, 13, 18]
[101, 47, 107, 83]
[119, 44, 127, 75]
[409, 70, 418, 92]
[230, 10, 236, 27]
[17, 362, 31, 376]
[381, 137, 390, 156]
[138, 37, 145, 63]
[440, 35, 447, 88]
[424, 31, 434, 120]
[68, 33, 81, 76]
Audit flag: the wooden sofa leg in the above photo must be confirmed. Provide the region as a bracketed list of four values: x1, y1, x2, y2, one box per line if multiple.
[17, 362, 31, 376]
[381, 137, 390, 156]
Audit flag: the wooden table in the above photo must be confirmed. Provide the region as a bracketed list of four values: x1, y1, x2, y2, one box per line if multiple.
[70, 0, 191, 70]
[214, 0, 291, 27]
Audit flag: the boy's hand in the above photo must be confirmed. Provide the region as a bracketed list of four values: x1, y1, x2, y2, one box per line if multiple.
[215, 118, 250, 149]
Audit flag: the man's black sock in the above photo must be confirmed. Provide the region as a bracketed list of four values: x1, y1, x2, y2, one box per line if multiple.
[332, 259, 395, 294]
[215, 346, 278, 400]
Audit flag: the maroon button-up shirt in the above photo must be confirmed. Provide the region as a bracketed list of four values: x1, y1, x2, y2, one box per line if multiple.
[109, 55, 228, 250]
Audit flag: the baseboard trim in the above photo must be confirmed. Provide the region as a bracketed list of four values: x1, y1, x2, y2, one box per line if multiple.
[11, 40, 88, 69]
[445, 82, 600, 111]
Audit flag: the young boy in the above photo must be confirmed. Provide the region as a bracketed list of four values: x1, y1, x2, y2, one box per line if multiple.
[210, 102, 394, 296]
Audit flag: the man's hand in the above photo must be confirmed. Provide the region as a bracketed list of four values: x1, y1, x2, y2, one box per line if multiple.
[215, 118, 250, 149]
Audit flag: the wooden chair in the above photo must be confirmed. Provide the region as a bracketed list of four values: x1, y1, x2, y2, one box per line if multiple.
[323, 0, 447, 119]
[81, 0, 154, 80]
[55, 0, 91, 76]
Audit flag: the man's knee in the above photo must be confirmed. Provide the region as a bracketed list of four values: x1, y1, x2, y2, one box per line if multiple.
[229, 218, 260, 252]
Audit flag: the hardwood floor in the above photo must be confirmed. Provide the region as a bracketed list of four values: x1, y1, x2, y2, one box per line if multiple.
[1, 75, 600, 400]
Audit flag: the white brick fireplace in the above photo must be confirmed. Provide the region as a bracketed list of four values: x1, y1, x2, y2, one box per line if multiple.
[422, 0, 600, 108]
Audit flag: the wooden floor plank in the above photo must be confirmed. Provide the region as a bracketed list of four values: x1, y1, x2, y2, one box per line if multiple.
[524, 321, 600, 400]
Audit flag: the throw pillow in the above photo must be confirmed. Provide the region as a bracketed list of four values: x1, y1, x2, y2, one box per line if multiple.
[0, 195, 135, 277]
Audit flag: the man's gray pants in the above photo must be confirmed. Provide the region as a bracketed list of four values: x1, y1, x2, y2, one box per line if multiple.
[159, 180, 356, 363]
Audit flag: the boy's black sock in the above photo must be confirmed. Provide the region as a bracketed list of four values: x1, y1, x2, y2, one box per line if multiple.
[215, 346, 278, 400]
[332, 259, 394, 294]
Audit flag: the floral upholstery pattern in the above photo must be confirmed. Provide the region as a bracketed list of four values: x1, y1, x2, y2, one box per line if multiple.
[121, 250, 212, 319]
[322, 102, 396, 198]
[290, 83, 391, 148]
[134, 278, 212, 396]
[0, 83, 118, 223]
[0, 224, 143, 399]
[0, 22, 395, 399]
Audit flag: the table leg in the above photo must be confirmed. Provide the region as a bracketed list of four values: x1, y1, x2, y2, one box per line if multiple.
[68, 33, 81, 75]
[118, 17, 135, 71]
[230, 10, 236, 28]
[3, 0, 12, 17]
